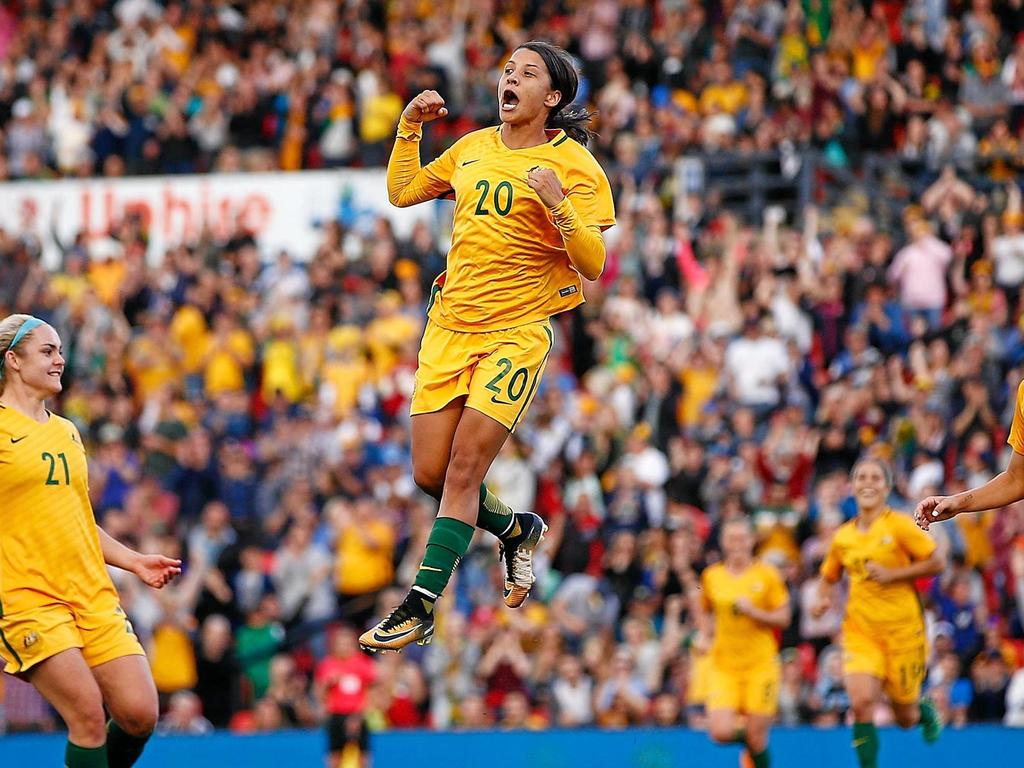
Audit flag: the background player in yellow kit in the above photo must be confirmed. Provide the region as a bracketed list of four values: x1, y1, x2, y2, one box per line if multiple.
[812, 457, 943, 768]
[359, 41, 614, 652]
[0, 314, 181, 768]
[694, 517, 790, 768]
[917, 378, 1024, 529]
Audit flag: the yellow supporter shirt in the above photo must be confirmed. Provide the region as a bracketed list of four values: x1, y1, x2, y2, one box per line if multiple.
[204, 329, 254, 396]
[261, 339, 303, 403]
[366, 313, 419, 379]
[149, 623, 198, 693]
[820, 508, 935, 634]
[679, 366, 717, 427]
[170, 304, 209, 375]
[701, 560, 788, 671]
[126, 336, 179, 401]
[321, 358, 370, 418]
[0, 406, 119, 615]
[88, 260, 126, 306]
[387, 118, 615, 332]
[335, 520, 396, 596]
[699, 82, 747, 116]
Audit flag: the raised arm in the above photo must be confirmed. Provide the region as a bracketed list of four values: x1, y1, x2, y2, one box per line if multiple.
[387, 90, 456, 208]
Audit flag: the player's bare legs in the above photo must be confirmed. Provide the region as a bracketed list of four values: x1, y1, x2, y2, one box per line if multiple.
[846, 674, 882, 768]
[93, 654, 158, 766]
[707, 707, 741, 745]
[743, 715, 771, 757]
[361, 408, 511, 651]
[709, 709, 770, 767]
[410, 398, 466, 498]
[27, 649, 108, 763]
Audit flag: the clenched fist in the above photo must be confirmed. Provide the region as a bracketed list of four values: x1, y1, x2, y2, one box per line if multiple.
[526, 165, 566, 208]
[403, 90, 448, 123]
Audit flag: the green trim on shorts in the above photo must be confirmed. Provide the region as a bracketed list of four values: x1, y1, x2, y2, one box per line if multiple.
[0, 598, 24, 671]
[510, 323, 553, 431]
[426, 282, 442, 313]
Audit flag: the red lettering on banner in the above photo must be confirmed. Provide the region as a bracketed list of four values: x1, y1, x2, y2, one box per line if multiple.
[80, 187, 116, 239]
[237, 195, 271, 235]
[123, 200, 153, 231]
[19, 197, 37, 230]
[217, 198, 233, 239]
[163, 186, 193, 240]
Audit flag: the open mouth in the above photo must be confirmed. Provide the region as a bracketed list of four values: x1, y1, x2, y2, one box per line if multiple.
[501, 89, 519, 112]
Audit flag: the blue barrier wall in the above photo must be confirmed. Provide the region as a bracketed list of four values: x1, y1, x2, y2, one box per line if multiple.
[1, 726, 1019, 767]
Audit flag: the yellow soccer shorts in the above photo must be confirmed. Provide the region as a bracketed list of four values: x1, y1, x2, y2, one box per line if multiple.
[706, 659, 780, 717]
[411, 319, 554, 432]
[842, 629, 927, 705]
[0, 601, 145, 675]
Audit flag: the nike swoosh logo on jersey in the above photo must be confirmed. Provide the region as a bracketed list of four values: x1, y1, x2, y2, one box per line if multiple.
[10, 435, 27, 443]
[461, 159, 480, 166]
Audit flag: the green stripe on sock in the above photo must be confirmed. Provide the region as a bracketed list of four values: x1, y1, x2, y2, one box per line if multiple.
[852, 722, 879, 768]
[477, 483, 514, 537]
[413, 517, 475, 596]
[751, 748, 770, 768]
[66, 742, 109, 768]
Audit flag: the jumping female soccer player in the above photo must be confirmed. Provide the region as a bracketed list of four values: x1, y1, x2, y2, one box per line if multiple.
[359, 41, 614, 651]
[0, 314, 181, 768]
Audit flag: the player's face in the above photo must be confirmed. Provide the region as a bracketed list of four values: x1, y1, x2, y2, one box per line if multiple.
[721, 521, 754, 562]
[6, 324, 64, 396]
[498, 48, 561, 126]
[851, 461, 889, 510]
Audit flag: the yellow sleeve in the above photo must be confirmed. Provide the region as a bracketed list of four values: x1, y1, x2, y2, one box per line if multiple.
[386, 116, 459, 207]
[820, 535, 843, 583]
[1007, 379, 1024, 454]
[764, 564, 789, 610]
[700, 568, 713, 613]
[548, 196, 606, 280]
[892, 512, 938, 561]
[566, 158, 616, 230]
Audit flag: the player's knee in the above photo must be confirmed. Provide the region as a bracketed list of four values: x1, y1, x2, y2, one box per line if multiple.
[894, 708, 919, 729]
[443, 447, 485, 494]
[745, 730, 768, 753]
[66, 701, 108, 746]
[117, 701, 158, 737]
[707, 723, 734, 744]
[849, 698, 875, 721]
[412, 466, 444, 500]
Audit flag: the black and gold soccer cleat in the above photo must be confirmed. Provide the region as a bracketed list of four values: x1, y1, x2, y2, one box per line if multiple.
[359, 593, 435, 652]
[499, 511, 547, 609]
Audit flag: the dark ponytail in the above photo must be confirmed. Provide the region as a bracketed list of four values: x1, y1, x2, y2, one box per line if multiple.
[518, 40, 595, 146]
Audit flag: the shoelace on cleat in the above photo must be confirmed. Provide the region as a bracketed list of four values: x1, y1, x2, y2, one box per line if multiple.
[499, 538, 534, 586]
[379, 601, 416, 631]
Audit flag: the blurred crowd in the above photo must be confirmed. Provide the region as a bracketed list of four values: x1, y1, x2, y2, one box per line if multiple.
[3, 0, 1024, 762]
[4, 0, 1024, 182]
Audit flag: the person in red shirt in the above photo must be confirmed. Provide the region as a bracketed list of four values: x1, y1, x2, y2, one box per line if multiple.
[314, 625, 376, 768]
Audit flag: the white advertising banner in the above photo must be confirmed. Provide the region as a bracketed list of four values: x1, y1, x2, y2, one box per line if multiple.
[0, 169, 436, 268]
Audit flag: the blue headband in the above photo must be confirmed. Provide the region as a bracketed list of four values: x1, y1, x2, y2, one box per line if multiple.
[0, 317, 46, 380]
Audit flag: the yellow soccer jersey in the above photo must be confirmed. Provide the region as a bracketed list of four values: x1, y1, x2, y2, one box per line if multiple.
[0, 405, 118, 616]
[389, 120, 615, 332]
[1007, 379, 1024, 454]
[820, 508, 935, 633]
[701, 560, 788, 671]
